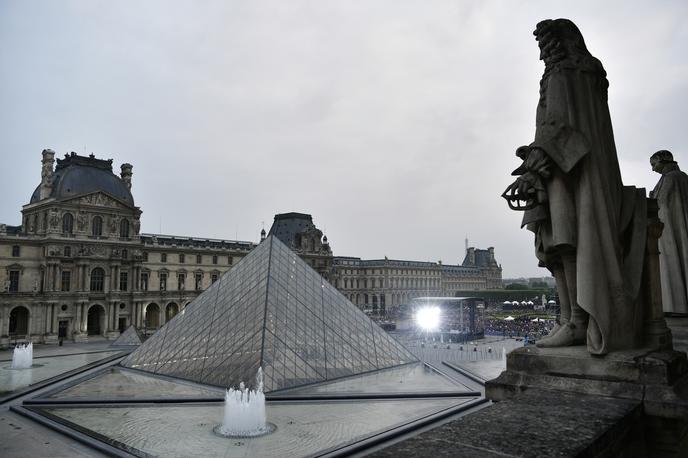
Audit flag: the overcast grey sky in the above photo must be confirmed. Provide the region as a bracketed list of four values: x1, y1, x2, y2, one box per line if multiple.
[1, 1, 687, 277]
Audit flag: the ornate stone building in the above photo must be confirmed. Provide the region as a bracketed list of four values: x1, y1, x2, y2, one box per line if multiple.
[267, 212, 333, 279]
[330, 247, 502, 313]
[0, 151, 254, 347]
[0, 151, 501, 346]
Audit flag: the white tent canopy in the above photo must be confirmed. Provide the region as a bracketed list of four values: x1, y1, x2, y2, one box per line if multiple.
[504, 316, 515, 321]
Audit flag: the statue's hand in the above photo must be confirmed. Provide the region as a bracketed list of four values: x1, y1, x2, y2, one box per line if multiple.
[502, 174, 537, 211]
[525, 147, 551, 179]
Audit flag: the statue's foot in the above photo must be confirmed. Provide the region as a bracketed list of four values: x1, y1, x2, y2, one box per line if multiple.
[537, 320, 586, 347]
[544, 323, 562, 339]
[535, 322, 563, 347]
[536, 323, 578, 348]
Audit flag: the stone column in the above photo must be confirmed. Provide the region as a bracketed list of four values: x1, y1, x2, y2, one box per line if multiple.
[52, 304, 59, 334]
[135, 302, 141, 327]
[104, 302, 111, 333]
[44, 302, 50, 332]
[644, 198, 673, 350]
[1, 304, 8, 336]
[114, 302, 121, 332]
[52, 264, 58, 291]
[112, 265, 119, 291]
[81, 303, 89, 333]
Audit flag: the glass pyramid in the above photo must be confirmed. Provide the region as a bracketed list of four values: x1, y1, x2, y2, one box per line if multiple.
[111, 325, 145, 347]
[121, 236, 418, 392]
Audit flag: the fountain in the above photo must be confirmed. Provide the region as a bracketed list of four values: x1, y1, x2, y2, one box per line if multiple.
[11, 342, 33, 369]
[213, 367, 276, 438]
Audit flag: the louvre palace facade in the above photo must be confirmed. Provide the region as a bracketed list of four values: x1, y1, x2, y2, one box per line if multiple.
[0, 151, 501, 347]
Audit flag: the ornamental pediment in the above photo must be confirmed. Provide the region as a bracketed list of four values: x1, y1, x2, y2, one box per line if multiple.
[66, 192, 134, 210]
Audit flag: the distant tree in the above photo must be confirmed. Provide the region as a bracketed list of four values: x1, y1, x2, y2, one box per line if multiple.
[505, 283, 529, 290]
[530, 281, 548, 288]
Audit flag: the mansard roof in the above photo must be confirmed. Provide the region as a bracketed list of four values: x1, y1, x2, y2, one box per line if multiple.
[30, 153, 134, 206]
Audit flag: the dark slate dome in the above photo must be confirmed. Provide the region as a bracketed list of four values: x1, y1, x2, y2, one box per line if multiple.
[30, 153, 134, 205]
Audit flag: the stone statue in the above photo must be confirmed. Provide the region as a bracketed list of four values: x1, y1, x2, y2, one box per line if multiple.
[49, 209, 59, 229]
[109, 215, 119, 233]
[77, 212, 88, 232]
[502, 19, 647, 355]
[650, 150, 688, 315]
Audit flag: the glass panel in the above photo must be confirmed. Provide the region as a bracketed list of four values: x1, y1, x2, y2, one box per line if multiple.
[122, 236, 417, 392]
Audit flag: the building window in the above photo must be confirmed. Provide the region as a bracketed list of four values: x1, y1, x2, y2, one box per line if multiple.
[211, 273, 218, 284]
[178, 273, 185, 290]
[61, 271, 71, 291]
[143, 252, 149, 262]
[196, 254, 202, 264]
[161, 253, 167, 263]
[64, 246, 71, 257]
[62, 213, 74, 234]
[11, 245, 20, 257]
[90, 268, 105, 292]
[212, 255, 218, 265]
[8, 270, 20, 292]
[120, 219, 130, 238]
[92, 216, 103, 236]
[122, 249, 128, 259]
[195, 273, 202, 290]
[120, 272, 128, 291]
[179, 254, 185, 264]
[141, 272, 149, 291]
[160, 272, 167, 291]
[228, 256, 233, 265]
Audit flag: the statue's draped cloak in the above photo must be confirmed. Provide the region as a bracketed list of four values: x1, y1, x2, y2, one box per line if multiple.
[525, 59, 647, 354]
[653, 164, 688, 314]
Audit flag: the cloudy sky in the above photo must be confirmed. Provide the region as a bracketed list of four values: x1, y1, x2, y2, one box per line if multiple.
[1, 1, 686, 277]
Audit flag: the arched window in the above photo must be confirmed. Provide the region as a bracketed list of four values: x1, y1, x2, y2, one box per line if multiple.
[62, 213, 74, 234]
[120, 219, 130, 238]
[90, 267, 105, 292]
[9, 306, 29, 335]
[92, 216, 103, 236]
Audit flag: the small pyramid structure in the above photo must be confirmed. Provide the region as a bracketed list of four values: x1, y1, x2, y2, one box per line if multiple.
[111, 325, 145, 347]
[122, 236, 417, 392]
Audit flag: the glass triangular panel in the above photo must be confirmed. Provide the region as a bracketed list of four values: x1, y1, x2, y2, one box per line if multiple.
[121, 236, 417, 392]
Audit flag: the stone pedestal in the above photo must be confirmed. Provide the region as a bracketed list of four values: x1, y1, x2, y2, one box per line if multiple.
[486, 345, 688, 456]
[44, 333, 58, 345]
[72, 332, 88, 343]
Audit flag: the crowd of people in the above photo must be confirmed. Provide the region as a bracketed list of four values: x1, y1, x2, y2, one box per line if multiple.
[484, 316, 555, 340]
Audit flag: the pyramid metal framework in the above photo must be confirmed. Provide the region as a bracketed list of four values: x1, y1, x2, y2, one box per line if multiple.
[111, 325, 145, 346]
[121, 236, 418, 392]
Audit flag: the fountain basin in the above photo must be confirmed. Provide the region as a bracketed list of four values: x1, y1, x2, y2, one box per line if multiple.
[212, 422, 277, 438]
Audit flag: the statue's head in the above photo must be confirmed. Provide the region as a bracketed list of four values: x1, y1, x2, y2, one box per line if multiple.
[534, 19, 590, 65]
[650, 150, 675, 173]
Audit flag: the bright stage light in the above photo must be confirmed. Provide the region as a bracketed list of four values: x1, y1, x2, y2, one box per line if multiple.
[416, 306, 441, 331]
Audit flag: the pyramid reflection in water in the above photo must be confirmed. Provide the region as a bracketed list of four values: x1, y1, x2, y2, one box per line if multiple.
[122, 236, 417, 392]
